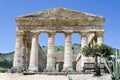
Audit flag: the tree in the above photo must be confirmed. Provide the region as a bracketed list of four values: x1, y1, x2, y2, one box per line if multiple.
[82, 44, 114, 76]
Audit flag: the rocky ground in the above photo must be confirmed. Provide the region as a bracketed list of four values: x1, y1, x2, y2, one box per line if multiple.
[0, 73, 111, 80]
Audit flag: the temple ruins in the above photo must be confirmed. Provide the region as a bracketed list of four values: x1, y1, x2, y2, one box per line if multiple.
[13, 8, 105, 72]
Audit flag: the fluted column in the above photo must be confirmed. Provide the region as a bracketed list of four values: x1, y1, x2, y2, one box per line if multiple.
[63, 32, 73, 72]
[13, 31, 25, 71]
[24, 42, 30, 70]
[46, 32, 55, 72]
[28, 32, 39, 72]
[24, 37, 31, 70]
[97, 32, 104, 45]
[27, 44, 31, 69]
[81, 32, 89, 66]
[81, 32, 88, 48]
[56, 63, 59, 72]
[24, 42, 28, 70]
[97, 32, 104, 63]
[76, 32, 88, 72]
[92, 39, 96, 46]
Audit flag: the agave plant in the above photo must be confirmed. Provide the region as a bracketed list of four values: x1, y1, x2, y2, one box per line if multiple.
[103, 49, 120, 80]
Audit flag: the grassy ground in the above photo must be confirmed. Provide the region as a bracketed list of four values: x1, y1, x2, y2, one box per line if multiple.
[0, 67, 8, 73]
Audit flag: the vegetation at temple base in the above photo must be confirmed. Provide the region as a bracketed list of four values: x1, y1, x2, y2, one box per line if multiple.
[56, 62, 76, 72]
[82, 44, 114, 76]
[0, 67, 8, 73]
[0, 51, 14, 72]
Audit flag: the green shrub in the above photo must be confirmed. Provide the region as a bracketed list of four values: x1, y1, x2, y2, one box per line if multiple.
[0, 59, 13, 68]
[0, 67, 8, 73]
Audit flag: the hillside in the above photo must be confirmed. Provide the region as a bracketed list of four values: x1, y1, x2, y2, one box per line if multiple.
[42, 43, 81, 56]
[0, 52, 14, 69]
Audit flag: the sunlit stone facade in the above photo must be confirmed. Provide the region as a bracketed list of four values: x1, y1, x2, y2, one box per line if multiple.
[13, 8, 105, 72]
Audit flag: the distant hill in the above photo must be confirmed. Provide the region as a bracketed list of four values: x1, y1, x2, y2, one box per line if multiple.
[0, 52, 14, 69]
[42, 43, 81, 56]
[0, 44, 81, 69]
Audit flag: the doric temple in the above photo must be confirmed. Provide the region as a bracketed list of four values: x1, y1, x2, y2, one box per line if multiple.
[13, 8, 105, 72]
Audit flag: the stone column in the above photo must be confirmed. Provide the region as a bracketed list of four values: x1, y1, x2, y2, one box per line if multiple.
[22, 41, 26, 71]
[13, 31, 25, 71]
[97, 32, 104, 63]
[63, 32, 73, 72]
[24, 37, 31, 70]
[97, 32, 104, 45]
[28, 32, 39, 72]
[81, 32, 88, 48]
[27, 44, 31, 69]
[81, 32, 89, 67]
[92, 39, 96, 46]
[24, 43, 28, 70]
[24, 41, 30, 70]
[46, 32, 55, 72]
[76, 32, 88, 72]
[56, 63, 59, 72]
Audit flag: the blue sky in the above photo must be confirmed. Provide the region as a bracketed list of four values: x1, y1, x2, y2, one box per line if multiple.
[0, 0, 120, 53]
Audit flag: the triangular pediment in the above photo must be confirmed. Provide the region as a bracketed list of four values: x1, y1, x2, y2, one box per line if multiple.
[16, 8, 105, 21]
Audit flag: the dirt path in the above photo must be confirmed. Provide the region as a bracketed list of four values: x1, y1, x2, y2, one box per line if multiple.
[0, 73, 111, 80]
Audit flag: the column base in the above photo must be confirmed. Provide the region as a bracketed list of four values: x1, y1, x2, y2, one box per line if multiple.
[44, 69, 57, 72]
[45, 67, 56, 72]
[11, 66, 25, 73]
[62, 67, 74, 72]
[76, 56, 90, 72]
[76, 60, 84, 72]
[28, 66, 38, 72]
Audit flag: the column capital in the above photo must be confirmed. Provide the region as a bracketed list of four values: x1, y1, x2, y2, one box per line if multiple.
[31, 31, 40, 37]
[81, 32, 88, 48]
[47, 32, 56, 36]
[24, 37, 30, 41]
[64, 32, 72, 42]
[80, 32, 88, 36]
[96, 31, 104, 35]
[16, 31, 24, 36]
[96, 32, 104, 45]
[64, 32, 72, 36]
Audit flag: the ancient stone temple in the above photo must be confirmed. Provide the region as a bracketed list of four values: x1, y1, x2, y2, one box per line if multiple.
[13, 8, 105, 72]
